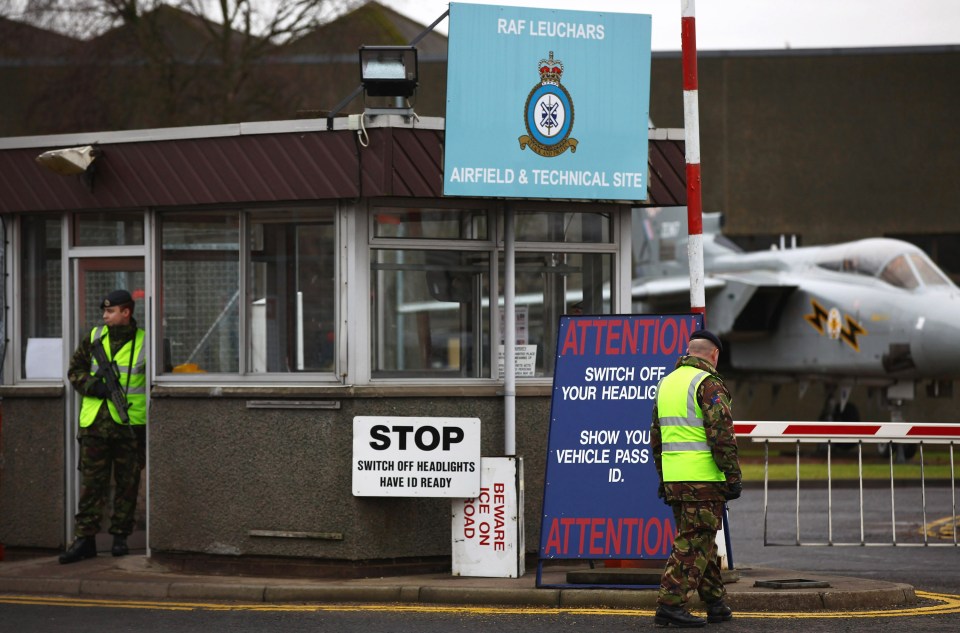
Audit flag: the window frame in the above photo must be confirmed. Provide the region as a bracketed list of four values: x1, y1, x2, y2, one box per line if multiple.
[4, 200, 629, 388]
[153, 204, 343, 384]
[364, 199, 624, 385]
[508, 203, 620, 381]
[9, 212, 66, 384]
[365, 199, 500, 385]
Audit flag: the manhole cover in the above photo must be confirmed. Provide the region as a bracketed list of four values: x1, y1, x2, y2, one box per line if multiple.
[753, 578, 831, 589]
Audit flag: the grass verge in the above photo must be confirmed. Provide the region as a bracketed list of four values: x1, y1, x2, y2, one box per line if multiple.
[742, 462, 956, 481]
[740, 444, 956, 480]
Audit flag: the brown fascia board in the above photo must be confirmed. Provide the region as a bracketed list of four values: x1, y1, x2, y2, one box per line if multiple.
[0, 119, 683, 212]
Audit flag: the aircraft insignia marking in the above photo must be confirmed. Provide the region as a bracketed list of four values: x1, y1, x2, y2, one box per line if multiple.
[804, 299, 867, 352]
[827, 307, 842, 339]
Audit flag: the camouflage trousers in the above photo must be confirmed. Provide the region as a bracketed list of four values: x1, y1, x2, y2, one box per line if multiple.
[74, 434, 142, 538]
[657, 500, 726, 607]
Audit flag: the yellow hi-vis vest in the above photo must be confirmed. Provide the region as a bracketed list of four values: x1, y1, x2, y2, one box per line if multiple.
[657, 364, 726, 482]
[79, 325, 147, 427]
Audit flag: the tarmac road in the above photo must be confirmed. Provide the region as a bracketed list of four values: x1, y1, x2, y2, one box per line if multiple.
[1, 486, 958, 631]
[1, 590, 958, 632]
[730, 484, 959, 595]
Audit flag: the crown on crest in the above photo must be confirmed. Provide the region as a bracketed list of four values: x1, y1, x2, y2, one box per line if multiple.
[538, 51, 564, 85]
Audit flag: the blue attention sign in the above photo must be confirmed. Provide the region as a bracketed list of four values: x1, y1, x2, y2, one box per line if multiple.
[538, 314, 703, 576]
[444, 3, 652, 200]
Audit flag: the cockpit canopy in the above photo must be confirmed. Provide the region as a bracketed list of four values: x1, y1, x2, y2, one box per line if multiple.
[815, 238, 954, 290]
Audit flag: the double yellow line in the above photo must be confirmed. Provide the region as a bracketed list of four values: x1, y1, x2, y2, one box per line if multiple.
[922, 515, 959, 540]
[1, 590, 959, 618]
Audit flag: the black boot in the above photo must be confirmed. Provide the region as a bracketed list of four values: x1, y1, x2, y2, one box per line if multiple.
[59, 536, 97, 564]
[706, 599, 733, 623]
[654, 604, 707, 628]
[111, 535, 129, 557]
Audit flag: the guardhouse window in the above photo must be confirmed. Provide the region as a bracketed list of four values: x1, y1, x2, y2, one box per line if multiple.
[507, 250, 613, 377]
[370, 206, 493, 378]
[512, 206, 616, 377]
[373, 208, 488, 240]
[160, 212, 240, 374]
[73, 212, 144, 246]
[19, 215, 62, 380]
[369, 204, 617, 380]
[248, 209, 336, 372]
[514, 209, 612, 243]
[159, 208, 338, 377]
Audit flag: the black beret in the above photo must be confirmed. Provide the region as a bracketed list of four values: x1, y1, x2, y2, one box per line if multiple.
[101, 289, 134, 310]
[689, 329, 722, 352]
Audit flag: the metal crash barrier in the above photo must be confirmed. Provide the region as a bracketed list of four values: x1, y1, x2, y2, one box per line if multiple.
[735, 422, 960, 547]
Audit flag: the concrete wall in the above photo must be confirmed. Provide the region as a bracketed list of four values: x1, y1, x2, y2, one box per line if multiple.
[2, 382, 953, 562]
[147, 390, 550, 561]
[649, 48, 960, 244]
[0, 388, 66, 549]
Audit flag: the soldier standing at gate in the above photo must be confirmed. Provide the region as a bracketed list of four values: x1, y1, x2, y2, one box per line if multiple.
[651, 329, 742, 628]
[60, 289, 146, 564]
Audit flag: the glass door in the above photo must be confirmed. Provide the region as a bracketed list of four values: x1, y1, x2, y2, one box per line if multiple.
[76, 259, 146, 333]
[66, 257, 147, 553]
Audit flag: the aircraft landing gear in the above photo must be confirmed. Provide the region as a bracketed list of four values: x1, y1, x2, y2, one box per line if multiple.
[815, 388, 917, 461]
[877, 399, 917, 463]
[816, 391, 859, 455]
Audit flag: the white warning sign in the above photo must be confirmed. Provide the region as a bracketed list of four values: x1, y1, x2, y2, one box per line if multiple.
[352, 416, 481, 497]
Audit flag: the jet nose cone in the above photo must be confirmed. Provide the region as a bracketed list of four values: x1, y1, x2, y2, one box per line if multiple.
[913, 290, 960, 376]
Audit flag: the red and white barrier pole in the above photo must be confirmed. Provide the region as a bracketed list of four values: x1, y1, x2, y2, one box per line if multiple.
[680, 8, 726, 567]
[734, 421, 960, 442]
[681, 0, 705, 318]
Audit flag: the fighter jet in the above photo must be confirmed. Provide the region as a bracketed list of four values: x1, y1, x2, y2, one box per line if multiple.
[631, 207, 960, 457]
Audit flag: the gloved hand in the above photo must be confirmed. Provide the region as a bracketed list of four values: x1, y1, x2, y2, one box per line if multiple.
[724, 481, 742, 501]
[86, 379, 110, 399]
[657, 482, 670, 505]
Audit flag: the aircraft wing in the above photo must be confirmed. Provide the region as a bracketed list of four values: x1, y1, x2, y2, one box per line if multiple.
[632, 270, 798, 338]
[631, 276, 726, 316]
[631, 275, 726, 300]
[713, 270, 791, 287]
[709, 270, 799, 337]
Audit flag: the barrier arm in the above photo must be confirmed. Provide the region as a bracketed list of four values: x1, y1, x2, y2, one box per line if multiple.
[735, 421, 960, 547]
[734, 421, 960, 443]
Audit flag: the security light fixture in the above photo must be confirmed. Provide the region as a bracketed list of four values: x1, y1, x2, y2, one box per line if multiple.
[35, 144, 102, 191]
[36, 145, 100, 176]
[359, 45, 418, 98]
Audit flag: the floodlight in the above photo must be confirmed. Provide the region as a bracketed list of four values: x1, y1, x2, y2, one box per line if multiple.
[359, 46, 418, 98]
[36, 145, 101, 176]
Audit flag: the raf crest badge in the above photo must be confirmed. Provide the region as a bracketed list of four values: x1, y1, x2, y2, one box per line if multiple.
[519, 51, 578, 157]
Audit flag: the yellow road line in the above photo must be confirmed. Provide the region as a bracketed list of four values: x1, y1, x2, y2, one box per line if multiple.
[0, 590, 957, 618]
[922, 515, 959, 540]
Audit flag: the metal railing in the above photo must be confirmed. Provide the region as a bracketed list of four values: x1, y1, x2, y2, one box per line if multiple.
[735, 421, 959, 547]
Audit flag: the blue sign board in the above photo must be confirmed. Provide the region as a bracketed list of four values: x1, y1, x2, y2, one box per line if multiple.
[538, 314, 703, 580]
[444, 3, 652, 201]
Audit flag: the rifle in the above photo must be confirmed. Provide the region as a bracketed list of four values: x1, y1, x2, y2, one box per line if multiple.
[90, 343, 131, 424]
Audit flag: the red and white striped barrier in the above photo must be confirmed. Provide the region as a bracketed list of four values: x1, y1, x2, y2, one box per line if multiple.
[735, 421, 960, 442]
[681, 0, 705, 317]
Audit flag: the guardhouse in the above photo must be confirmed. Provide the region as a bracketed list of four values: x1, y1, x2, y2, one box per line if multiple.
[0, 116, 685, 573]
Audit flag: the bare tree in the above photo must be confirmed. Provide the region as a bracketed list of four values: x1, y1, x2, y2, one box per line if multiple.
[7, 0, 361, 131]
[180, 0, 355, 122]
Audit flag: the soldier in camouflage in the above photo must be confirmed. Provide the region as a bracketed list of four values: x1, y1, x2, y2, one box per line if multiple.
[651, 329, 741, 628]
[60, 289, 146, 564]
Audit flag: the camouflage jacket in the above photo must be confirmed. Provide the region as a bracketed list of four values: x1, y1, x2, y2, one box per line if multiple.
[67, 319, 142, 439]
[651, 355, 741, 502]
